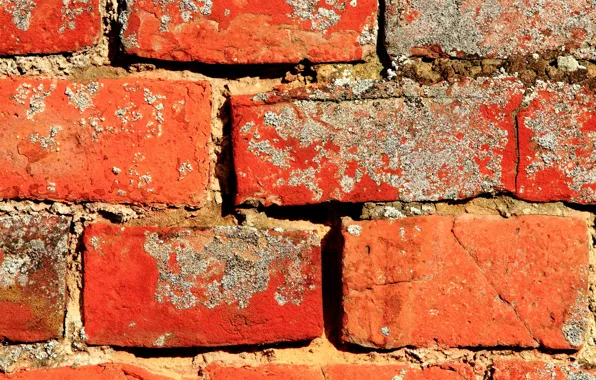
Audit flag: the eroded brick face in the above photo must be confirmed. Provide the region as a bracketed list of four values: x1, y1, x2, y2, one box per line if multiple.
[493, 361, 596, 379]
[0, 0, 101, 55]
[206, 364, 324, 380]
[0, 364, 172, 379]
[517, 82, 596, 204]
[232, 79, 521, 206]
[385, 0, 596, 59]
[0, 215, 69, 342]
[324, 364, 474, 380]
[341, 215, 589, 349]
[0, 78, 211, 206]
[83, 224, 322, 347]
[120, 0, 377, 64]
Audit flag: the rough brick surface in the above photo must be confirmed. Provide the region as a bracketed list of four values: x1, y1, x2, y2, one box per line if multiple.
[0, 364, 172, 379]
[232, 79, 521, 206]
[517, 82, 596, 204]
[493, 361, 596, 379]
[120, 0, 377, 64]
[0, 215, 69, 342]
[206, 364, 324, 380]
[385, 0, 596, 59]
[324, 364, 474, 379]
[0, 0, 101, 55]
[0, 78, 211, 206]
[83, 224, 322, 347]
[341, 215, 589, 349]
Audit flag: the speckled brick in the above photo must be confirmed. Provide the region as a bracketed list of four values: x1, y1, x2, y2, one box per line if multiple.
[341, 215, 589, 349]
[0, 364, 172, 379]
[0, 78, 211, 206]
[120, 0, 377, 64]
[517, 82, 596, 204]
[206, 364, 324, 380]
[0, 0, 101, 55]
[385, 0, 596, 59]
[0, 215, 69, 342]
[232, 78, 521, 206]
[493, 361, 596, 379]
[83, 223, 322, 347]
[324, 364, 474, 379]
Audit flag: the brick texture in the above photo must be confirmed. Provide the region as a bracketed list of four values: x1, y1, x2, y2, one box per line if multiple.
[0, 215, 69, 342]
[83, 223, 322, 347]
[0, 364, 172, 379]
[232, 79, 521, 206]
[341, 215, 589, 349]
[324, 364, 474, 379]
[385, 0, 596, 59]
[0, 78, 211, 206]
[517, 82, 596, 204]
[0, 0, 101, 55]
[120, 0, 377, 64]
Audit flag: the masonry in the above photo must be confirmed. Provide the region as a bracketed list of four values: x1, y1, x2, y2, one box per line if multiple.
[0, 0, 596, 379]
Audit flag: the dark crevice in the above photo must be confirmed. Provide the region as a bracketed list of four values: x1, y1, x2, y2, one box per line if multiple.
[376, 0, 393, 76]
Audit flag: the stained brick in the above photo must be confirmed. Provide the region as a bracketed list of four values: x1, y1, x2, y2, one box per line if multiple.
[0, 0, 101, 55]
[83, 224, 322, 347]
[120, 0, 377, 64]
[341, 215, 589, 349]
[206, 364, 324, 380]
[0, 364, 172, 379]
[517, 82, 596, 204]
[324, 364, 474, 380]
[0, 78, 211, 206]
[0, 215, 69, 342]
[493, 361, 596, 380]
[385, 0, 596, 59]
[232, 79, 521, 206]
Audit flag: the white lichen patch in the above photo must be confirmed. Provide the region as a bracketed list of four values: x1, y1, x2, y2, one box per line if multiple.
[346, 225, 362, 236]
[0, 0, 36, 31]
[65, 82, 100, 112]
[243, 79, 521, 203]
[143, 227, 319, 310]
[562, 294, 589, 347]
[12, 82, 56, 120]
[286, 0, 350, 32]
[58, 0, 94, 34]
[28, 125, 62, 152]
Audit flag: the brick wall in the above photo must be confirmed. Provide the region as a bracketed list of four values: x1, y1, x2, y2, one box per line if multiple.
[0, 1, 595, 379]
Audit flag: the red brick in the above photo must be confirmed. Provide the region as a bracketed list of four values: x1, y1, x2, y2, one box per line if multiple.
[206, 364, 323, 380]
[0, 364, 172, 379]
[385, 0, 596, 59]
[341, 215, 589, 349]
[120, 0, 377, 64]
[517, 82, 596, 204]
[0, 0, 101, 55]
[493, 361, 596, 380]
[232, 79, 521, 206]
[324, 364, 474, 380]
[0, 215, 69, 342]
[0, 78, 211, 206]
[83, 224, 322, 347]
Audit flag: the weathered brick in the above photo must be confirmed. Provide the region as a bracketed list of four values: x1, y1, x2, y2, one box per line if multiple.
[0, 364, 172, 379]
[0, 215, 69, 342]
[83, 223, 322, 347]
[120, 0, 377, 64]
[0, 0, 101, 55]
[341, 215, 589, 349]
[0, 78, 211, 206]
[232, 79, 521, 206]
[517, 82, 596, 204]
[385, 0, 596, 59]
[206, 364, 324, 380]
[493, 361, 596, 380]
[324, 364, 474, 380]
